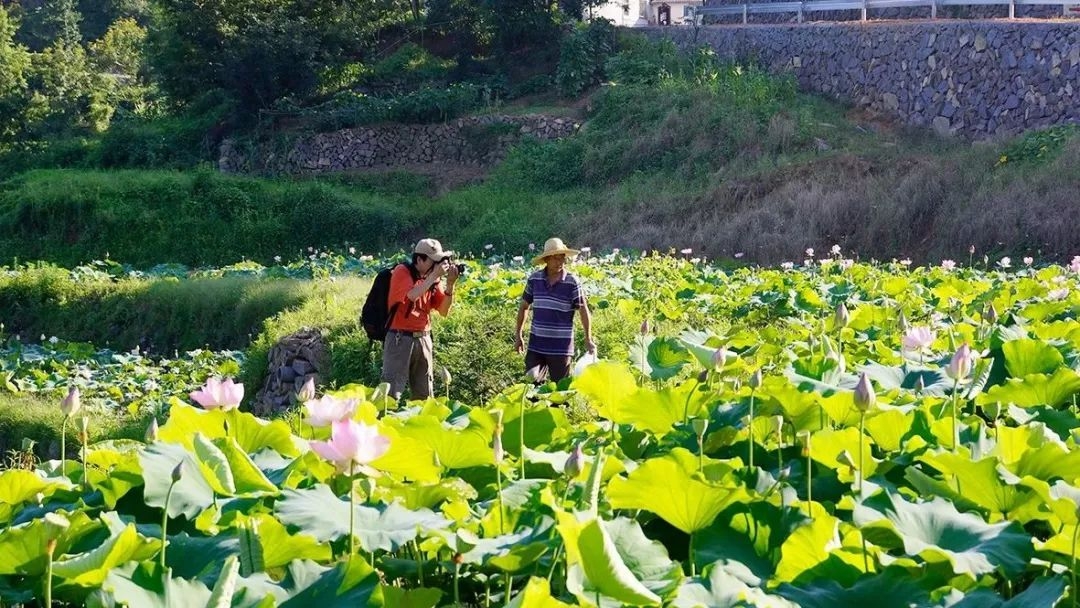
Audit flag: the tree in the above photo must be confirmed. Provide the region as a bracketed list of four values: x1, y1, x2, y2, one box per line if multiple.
[147, 0, 400, 114]
[11, 0, 81, 50]
[0, 6, 31, 141]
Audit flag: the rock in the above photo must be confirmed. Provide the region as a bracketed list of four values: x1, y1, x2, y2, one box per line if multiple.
[253, 329, 331, 417]
[932, 116, 952, 135]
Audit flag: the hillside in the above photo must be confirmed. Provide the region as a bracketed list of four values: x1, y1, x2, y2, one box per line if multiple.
[1, 16, 1079, 266]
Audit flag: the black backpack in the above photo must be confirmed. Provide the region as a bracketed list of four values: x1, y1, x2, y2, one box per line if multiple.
[360, 263, 419, 341]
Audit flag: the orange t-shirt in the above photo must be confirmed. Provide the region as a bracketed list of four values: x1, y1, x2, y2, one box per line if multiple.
[387, 264, 446, 332]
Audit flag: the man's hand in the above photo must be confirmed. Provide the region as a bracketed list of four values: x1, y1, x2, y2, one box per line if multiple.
[446, 262, 460, 285]
[430, 261, 448, 279]
[514, 332, 525, 354]
[585, 338, 597, 355]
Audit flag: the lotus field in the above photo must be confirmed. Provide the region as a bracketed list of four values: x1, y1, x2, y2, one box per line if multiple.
[7, 251, 1080, 607]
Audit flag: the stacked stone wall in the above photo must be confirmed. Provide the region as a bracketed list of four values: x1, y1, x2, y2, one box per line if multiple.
[652, 21, 1080, 136]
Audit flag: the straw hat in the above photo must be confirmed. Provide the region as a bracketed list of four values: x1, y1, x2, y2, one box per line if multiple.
[532, 237, 580, 265]
[414, 238, 453, 262]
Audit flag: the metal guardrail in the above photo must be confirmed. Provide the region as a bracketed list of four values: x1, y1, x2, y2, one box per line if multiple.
[690, 0, 1080, 22]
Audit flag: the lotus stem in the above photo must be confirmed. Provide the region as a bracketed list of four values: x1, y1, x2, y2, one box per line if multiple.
[454, 560, 461, 605]
[161, 479, 177, 569]
[45, 539, 55, 607]
[689, 532, 697, 577]
[504, 572, 513, 606]
[60, 415, 69, 478]
[80, 427, 89, 491]
[951, 378, 961, 453]
[519, 391, 526, 480]
[1072, 523, 1079, 608]
[349, 467, 357, 562]
[805, 434, 813, 516]
[496, 465, 505, 534]
[858, 412, 866, 495]
[748, 392, 755, 470]
[413, 539, 424, 586]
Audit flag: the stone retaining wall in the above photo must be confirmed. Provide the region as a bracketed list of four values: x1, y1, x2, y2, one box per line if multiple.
[219, 114, 580, 175]
[651, 21, 1080, 136]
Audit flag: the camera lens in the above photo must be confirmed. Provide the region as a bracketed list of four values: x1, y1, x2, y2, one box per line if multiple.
[455, 263, 467, 274]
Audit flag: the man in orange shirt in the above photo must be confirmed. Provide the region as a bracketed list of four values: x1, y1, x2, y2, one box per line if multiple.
[382, 238, 460, 400]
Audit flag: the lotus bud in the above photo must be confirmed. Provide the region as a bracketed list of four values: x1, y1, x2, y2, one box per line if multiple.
[854, 372, 875, 412]
[834, 303, 850, 329]
[640, 319, 650, 336]
[969, 244, 976, 255]
[711, 348, 727, 370]
[914, 375, 926, 394]
[564, 442, 585, 479]
[79, 417, 89, 444]
[946, 343, 974, 380]
[297, 376, 316, 402]
[985, 303, 998, 325]
[171, 462, 184, 483]
[697, 369, 709, 383]
[61, 386, 81, 417]
[773, 415, 785, 440]
[692, 418, 708, 439]
[796, 430, 811, 457]
[898, 311, 909, 332]
[748, 369, 763, 390]
[145, 418, 159, 443]
[442, 366, 452, 386]
[493, 432, 504, 464]
[984, 401, 1003, 420]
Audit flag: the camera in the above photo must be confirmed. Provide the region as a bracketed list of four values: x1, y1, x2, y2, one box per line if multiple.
[454, 262, 467, 275]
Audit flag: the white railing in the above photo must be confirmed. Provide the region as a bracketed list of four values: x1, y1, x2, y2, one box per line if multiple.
[689, 0, 1080, 22]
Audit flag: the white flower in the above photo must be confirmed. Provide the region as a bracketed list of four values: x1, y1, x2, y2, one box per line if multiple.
[805, 248, 814, 257]
[900, 258, 912, 267]
[902, 327, 936, 351]
[349, 247, 356, 255]
[690, 257, 701, 263]
[485, 244, 494, 250]
[1070, 256, 1080, 273]
[307, 247, 314, 253]
[48, 336, 58, 344]
[274, 255, 282, 263]
[512, 255, 524, 263]
[997, 257, 1011, 269]
[528, 243, 536, 251]
[839, 259, 854, 270]
[781, 262, 795, 270]
[941, 260, 956, 270]
[680, 248, 693, 255]
[581, 246, 591, 253]
[734, 252, 744, 258]
[611, 248, 620, 255]
[803, 259, 814, 267]
[831, 244, 841, 255]
[1023, 256, 1034, 266]
[1048, 288, 1069, 300]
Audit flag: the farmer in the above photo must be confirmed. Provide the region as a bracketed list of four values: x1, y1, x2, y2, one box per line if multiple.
[383, 238, 460, 400]
[514, 237, 596, 383]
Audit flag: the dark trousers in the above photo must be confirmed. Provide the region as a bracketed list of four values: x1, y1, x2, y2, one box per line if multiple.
[525, 350, 573, 383]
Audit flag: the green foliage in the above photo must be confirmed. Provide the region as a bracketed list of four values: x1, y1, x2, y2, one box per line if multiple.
[555, 19, 616, 98]
[147, 0, 394, 116]
[298, 82, 506, 132]
[996, 125, 1080, 167]
[0, 265, 309, 353]
[362, 43, 457, 93]
[0, 393, 148, 461]
[0, 7, 31, 142]
[12, 0, 82, 50]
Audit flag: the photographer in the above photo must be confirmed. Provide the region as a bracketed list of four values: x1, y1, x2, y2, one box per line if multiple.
[514, 237, 595, 383]
[382, 238, 460, 400]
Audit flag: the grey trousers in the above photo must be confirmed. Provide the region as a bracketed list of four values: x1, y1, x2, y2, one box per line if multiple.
[381, 331, 434, 400]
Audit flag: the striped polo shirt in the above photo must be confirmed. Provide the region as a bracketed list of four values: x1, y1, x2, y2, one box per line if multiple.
[523, 269, 585, 356]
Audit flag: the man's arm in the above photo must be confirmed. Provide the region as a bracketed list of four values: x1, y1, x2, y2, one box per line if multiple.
[514, 300, 530, 353]
[579, 301, 596, 354]
[407, 263, 446, 302]
[435, 265, 459, 316]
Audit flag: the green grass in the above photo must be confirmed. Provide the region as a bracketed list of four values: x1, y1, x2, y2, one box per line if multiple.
[0, 266, 312, 352]
[0, 393, 151, 464]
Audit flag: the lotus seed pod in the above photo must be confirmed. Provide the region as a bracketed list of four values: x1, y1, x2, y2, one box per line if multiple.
[692, 418, 708, 438]
[171, 462, 184, 482]
[748, 369, 763, 390]
[835, 303, 850, 328]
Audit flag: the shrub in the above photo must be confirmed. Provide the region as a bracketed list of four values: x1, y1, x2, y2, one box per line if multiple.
[555, 19, 616, 97]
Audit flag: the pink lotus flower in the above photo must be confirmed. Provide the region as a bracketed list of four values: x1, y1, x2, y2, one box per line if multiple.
[189, 377, 244, 411]
[304, 395, 358, 427]
[854, 372, 876, 412]
[61, 386, 81, 417]
[946, 343, 974, 381]
[1070, 256, 1080, 274]
[941, 260, 956, 271]
[310, 419, 390, 473]
[901, 327, 935, 351]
